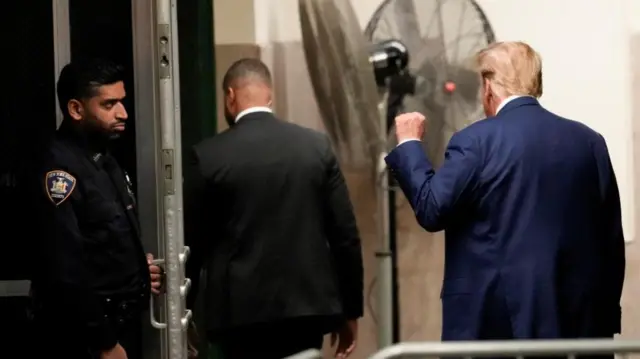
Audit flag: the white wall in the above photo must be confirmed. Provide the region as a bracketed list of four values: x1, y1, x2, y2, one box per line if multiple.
[628, 0, 640, 34]
[252, 0, 636, 242]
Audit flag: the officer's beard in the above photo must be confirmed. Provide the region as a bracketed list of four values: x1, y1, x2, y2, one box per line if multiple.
[83, 117, 119, 149]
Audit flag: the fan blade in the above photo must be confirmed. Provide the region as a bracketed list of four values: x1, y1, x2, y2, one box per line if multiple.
[299, 0, 382, 173]
[299, 0, 344, 146]
[392, 0, 425, 53]
[447, 66, 480, 104]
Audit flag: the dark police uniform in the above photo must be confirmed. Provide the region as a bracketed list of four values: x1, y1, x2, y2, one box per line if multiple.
[30, 120, 150, 359]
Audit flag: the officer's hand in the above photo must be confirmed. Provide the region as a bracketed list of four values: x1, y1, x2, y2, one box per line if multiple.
[147, 253, 164, 295]
[101, 343, 127, 359]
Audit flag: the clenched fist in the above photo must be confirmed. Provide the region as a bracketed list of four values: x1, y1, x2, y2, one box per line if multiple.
[394, 112, 426, 144]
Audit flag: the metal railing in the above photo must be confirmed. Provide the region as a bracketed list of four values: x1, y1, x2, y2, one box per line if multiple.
[368, 339, 640, 359]
[284, 349, 323, 359]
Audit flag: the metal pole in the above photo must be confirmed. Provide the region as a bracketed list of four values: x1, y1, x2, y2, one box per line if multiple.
[376, 94, 393, 349]
[385, 95, 401, 344]
[283, 349, 323, 359]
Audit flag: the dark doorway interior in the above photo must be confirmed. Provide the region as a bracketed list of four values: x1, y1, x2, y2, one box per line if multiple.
[0, 0, 56, 350]
[69, 0, 138, 192]
[0, 1, 56, 280]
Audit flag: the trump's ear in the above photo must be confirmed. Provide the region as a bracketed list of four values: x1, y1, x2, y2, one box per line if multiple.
[482, 78, 492, 95]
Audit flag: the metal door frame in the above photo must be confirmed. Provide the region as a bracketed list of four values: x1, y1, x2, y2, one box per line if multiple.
[132, 2, 168, 359]
[133, 1, 190, 359]
[53, 0, 71, 128]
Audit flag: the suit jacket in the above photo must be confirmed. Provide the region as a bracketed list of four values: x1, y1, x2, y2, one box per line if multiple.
[386, 97, 625, 340]
[185, 111, 364, 334]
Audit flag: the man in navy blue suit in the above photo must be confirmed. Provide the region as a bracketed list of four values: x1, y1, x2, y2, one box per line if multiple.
[386, 41, 625, 341]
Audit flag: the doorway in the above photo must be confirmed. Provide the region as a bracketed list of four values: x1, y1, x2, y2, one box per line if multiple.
[0, 1, 216, 357]
[68, 0, 138, 188]
[0, 0, 56, 350]
[0, 0, 142, 352]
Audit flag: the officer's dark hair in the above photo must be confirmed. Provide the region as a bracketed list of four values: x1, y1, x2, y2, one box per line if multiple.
[221, 58, 272, 94]
[56, 58, 125, 118]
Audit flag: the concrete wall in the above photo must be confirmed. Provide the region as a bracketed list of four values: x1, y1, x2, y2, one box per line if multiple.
[213, 0, 640, 358]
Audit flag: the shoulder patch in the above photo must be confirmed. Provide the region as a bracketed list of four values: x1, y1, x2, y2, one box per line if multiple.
[45, 170, 77, 206]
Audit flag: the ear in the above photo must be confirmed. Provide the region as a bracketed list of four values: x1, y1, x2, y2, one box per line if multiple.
[226, 87, 235, 101]
[67, 99, 84, 121]
[266, 88, 274, 107]
[483, 79, 494, 99]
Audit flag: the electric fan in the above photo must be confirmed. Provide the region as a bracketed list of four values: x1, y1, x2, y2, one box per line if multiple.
[366, 0, 496, 164]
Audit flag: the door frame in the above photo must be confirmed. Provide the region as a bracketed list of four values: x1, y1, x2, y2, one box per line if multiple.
[131, 1, 172, 359]
[53, 0, 71, 128]
[133, 1, 189, 359]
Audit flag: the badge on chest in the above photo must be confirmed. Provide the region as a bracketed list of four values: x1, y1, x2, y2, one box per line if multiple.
[124, 172, 136, 203]
[45, 170, 76, 206]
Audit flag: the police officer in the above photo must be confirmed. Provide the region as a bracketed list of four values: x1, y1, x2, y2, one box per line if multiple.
[30, 59, 163, 359]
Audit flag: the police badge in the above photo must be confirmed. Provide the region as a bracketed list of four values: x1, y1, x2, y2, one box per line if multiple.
[45, 170, 76, 206]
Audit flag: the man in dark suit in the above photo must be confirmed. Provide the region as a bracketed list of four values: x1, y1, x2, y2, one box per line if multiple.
[386, 41, 625, 342]
[184, 58, 364, 359]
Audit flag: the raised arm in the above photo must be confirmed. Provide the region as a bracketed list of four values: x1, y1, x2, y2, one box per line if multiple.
[385, 131, 481, 232]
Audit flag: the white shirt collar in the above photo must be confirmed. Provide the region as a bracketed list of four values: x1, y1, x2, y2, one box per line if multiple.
[235, 106, 272, 123]
[495, 95, 536, 115]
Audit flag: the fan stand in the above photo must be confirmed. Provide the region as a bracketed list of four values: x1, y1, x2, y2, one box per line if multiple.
[376, 75, 414, 348]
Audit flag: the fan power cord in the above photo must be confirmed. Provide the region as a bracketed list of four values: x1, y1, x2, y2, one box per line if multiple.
[366, 275, 378, 325]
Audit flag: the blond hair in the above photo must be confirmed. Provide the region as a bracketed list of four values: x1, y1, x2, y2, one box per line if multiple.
[475, 41, 543, 98]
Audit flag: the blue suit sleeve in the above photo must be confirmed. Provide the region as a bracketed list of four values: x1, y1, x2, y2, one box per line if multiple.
[385, 133, 481, 232]
[593, 134, 625, 334]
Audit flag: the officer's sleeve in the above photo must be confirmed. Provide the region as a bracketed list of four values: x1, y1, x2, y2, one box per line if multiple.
[39, 169, 117, 351]
[593, 135, 625, 334]
[321, 136, 364, 319]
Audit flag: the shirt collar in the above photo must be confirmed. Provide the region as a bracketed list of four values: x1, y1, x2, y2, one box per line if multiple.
[496, 95, 537, 115]
[235, 106, 273, 122]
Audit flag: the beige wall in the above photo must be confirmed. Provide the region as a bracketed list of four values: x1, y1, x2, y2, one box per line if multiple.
[212, 1, 640, 358]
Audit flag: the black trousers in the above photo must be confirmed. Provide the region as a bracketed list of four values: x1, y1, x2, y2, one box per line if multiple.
[0, 297, 33, 357]
[30, 312, 143, 359]
[217, 319, 328, 359]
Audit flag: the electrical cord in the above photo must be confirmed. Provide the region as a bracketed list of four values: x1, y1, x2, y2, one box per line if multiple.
[366, 275, 379, 325]
[366, 170, 406, 327]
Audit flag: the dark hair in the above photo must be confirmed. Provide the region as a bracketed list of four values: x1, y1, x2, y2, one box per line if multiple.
[56, 58, 125, 118]
[221, 58, 272, 93]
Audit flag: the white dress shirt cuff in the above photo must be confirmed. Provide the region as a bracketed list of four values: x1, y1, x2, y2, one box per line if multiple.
[397, 138, 421, 147]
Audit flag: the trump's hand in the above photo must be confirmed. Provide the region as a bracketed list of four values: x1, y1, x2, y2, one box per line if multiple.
[395, 112, 426, 144]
